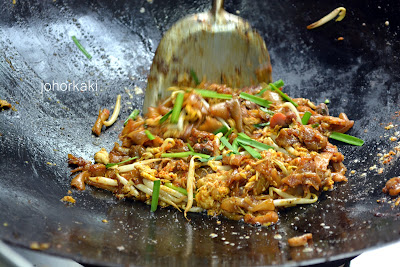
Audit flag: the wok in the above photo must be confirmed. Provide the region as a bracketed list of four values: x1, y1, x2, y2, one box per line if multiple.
[0, 0, 399, 266]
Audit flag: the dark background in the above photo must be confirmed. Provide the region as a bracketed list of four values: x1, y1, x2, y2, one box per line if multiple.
[0, 0, 399, 266]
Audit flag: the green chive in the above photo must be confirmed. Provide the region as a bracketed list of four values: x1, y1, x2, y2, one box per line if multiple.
[145, 130, 155, 140]
[190, 69, 200, 86]
[124, 109, 140, 125]
[220, 136, 238, 154]
[170, 92, 184, 124]
[256, 80, 285, 96]
[159, 110, 172, 124]
[214, 125, 229, 135]
[151, 180, 161, 212]
[240, 144, 261, 159]
[194, 89, 232, 99]
[164, 182, 192, 196]
[269, 83, 298, 107]
[312, 123, 320, 128]
[236, 135, 274, 151]
[71, 36, 92, 59]
[232, 138, 239, 152]
[239, 92, 272, 108]
[254, 122, 270, 128]
[324, 99, 330, 104]
[224, 127, 234, 138]
[187, 143, 194, 152]
[302, 111, 312, 125]
[105, 156, 138, 168]
[198, 155, 223, 162]
[161, 151, 210, 159]
[260, 107, 275, 115]
[237, 133, 251, 139]
[329, 132, 364, 146]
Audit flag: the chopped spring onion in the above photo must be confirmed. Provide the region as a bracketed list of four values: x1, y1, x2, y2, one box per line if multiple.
[239, 92, 272, 108]
[301, 111, 312, 125]
[220, 136, 238, 154]
[214, 125, 229, 135]
[187, 143, 194, 152]
[239, 144, 261, 159]
[170, 92, 184, 124]
[237, 133, 251, 139]
[219, 127, 235, 151]
[260, 107, 275, 115]
[254, 122, 270, 128]
[312, 123, 320, 128]
[269, 83, 298, 107]
[105, 156, 138, 168]
[151, 179, 161, 212]
[232, 138, 239, 152]
[329, 131, 364, 146]
[194, 89, 232, 100]
[71, 36, 92, 59]
[159, 110, 172, 124]
[124, 109, 140, 125]
[145, 130, 155, 140]
[324, 99, 330, 104]
[199, 155, 223, 162]
[256, 79, 285, 96]
[224, 127, 234, 138]
[190, 69, 200, 86]
[165, 182, 189, 196]
[161, 151, 210, 159]
[236, 134, 274, 151]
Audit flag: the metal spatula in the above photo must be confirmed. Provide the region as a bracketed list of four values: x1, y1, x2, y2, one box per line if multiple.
[143, 0, 272, 111]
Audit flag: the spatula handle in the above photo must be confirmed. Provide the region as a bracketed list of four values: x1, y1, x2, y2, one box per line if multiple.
[211, 0, 225, 22]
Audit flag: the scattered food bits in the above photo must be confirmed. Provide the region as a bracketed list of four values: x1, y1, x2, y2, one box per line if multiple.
[147, 0, 153, 3]
[235, 10, 240, 14]
[382, 177, 400, 196]
[307, 7, 346, 30]
[216, 220, 221, 225]
[337, 37, 344, 41]
[385, 21, 389, 26]
[102, 219, 109, 223]
[3, 223, 8, 227]
[288, 233, 313, 247]
[377, 168, 384, 174]
[274, 234, 282, 240]
[67, 190, 72, 194]
[369, 165, 377, 171]
[134, 86, 143, 95]
[209, 233, 218, 238]
[350, 170, 356, 174]
[125, 87, 134, 99]
[390, 136, 398, 142]
[61, 196, 76, 204]
[303, 247, 314, 252]
[140, 7, 145, 13]
[0, 99, 12, 109]
[117, 245, 125, 251]
[385, 123, 394, 130]
[30, 242, 50, 250]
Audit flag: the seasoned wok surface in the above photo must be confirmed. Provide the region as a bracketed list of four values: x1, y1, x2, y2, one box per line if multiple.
[0, 0, 399, 266]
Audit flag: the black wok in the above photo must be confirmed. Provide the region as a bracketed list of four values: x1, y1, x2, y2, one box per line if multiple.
[0, 0, 399, 266]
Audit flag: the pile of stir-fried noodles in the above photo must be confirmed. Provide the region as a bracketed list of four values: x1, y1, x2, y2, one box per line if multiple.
[68, 80, 356, 225]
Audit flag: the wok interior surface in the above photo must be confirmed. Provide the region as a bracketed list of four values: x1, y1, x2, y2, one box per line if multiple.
[0, 0, 399, 266]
